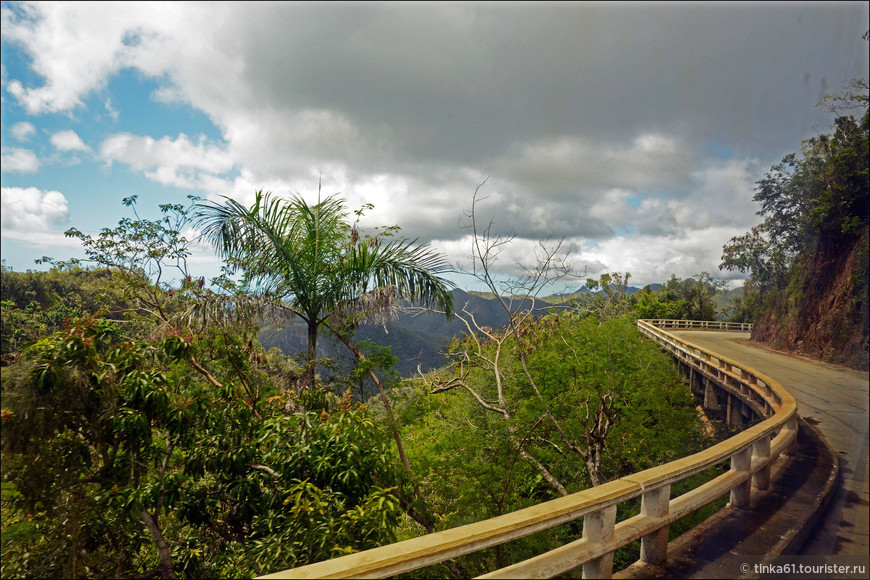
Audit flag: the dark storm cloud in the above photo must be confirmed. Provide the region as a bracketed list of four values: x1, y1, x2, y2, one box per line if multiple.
[225, 2, 866, 171]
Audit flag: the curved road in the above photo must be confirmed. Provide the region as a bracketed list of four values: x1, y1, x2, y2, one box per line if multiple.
[671, 330, 869, 559]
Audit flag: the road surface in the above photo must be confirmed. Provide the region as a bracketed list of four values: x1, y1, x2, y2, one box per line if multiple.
[671, 330, 869, 559]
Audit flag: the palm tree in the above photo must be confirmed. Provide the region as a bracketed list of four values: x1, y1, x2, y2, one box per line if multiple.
[195, 189, 455, 386]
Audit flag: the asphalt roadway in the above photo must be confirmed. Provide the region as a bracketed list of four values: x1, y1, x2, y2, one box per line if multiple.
[671, 330, 869, 562]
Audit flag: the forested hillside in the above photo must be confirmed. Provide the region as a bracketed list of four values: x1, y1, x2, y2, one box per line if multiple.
[258, 288, 518, 381]
[0, 197, 419, 578]
[261, 273, 731, 381]
[721, 79, 869, 370]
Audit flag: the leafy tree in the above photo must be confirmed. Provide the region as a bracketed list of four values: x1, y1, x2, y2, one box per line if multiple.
[2, 197, 408, 578]
[63, 196, 200, 318]
[527, 314, 706, 480]
[720, 225, 792, 295]
[567, 272, 724, 322]
[634, 274, 724, 321]
[1, 263, 127, 362]
[244, 395, 402, 572]
[722, 81, 868, 292]
[424, 314, 703, 489]
[577, 272, 635, 320]
[401, 313, 707, 576]
[2, 316, 198, 578]
[195, 189, 455, 387]
[416, 184, 706, 502]
[675, 273, 724, 321]
[1, 299, 403, 579]
[720, 78, 868, 367]
[194, 188, 457, 538]
[56, 196, 294, 403]
[413, 183, 575, 494]
[633, 286, 676, 320]
[718, 292, 754, 324]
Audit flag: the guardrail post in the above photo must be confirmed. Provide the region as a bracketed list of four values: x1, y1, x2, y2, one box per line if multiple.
[703, 380, 720, 412]
[753, 435, 771, 490]
[640, 485, 670, 565]
[783, 415, 799, 454]
[581, 504, 617, 579]
[729, 447, 752, 509]
[726, 395, 733, 425]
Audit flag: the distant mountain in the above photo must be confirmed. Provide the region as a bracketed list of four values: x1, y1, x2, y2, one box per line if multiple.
[258, 283, 672, 379]
[259, 289, 563, 378]
[540, 282, 660, 303]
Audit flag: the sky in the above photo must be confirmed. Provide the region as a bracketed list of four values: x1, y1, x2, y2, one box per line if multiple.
[1, 1, 868, 293]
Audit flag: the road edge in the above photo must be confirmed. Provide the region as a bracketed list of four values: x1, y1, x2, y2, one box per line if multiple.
[615, 416, 840, 579]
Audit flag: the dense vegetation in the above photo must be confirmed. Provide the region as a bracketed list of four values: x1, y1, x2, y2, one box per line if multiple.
[389, 313, 709, 576]
[721, 78, 869, 369]
[1, 197, 419, 578]
[259, 271, 730, 380]
[2, 189, 729, 578]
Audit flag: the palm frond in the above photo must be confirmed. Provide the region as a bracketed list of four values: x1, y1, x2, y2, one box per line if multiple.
[339, 239, 455, 318]
[195, 189, 454, 355]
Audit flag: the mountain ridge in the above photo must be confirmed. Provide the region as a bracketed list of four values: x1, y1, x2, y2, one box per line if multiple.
[259, 284, 670, 379]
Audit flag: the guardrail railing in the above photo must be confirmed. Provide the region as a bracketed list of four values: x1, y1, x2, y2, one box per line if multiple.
[258, 320, 796, 580]
[643, 319, 753, 332]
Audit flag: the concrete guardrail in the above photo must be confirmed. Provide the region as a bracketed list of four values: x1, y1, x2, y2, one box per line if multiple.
[257, 319, 798, 579]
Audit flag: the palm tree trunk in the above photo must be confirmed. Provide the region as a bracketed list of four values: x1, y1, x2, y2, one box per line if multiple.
[303, 318, 318, 387]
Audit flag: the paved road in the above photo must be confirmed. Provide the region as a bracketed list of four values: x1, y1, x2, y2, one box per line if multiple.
[672, 330, 869, 559]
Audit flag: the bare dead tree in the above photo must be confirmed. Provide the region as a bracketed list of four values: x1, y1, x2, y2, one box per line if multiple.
[415, 181, 622, 489]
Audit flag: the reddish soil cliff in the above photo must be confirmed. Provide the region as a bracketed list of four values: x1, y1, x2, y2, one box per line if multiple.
[753, 233, 869, 371]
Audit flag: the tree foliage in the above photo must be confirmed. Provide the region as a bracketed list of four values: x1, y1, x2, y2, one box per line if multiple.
[398, 313, 708, 576]
[1, 264, 129, 363]
[577, 272, 725, 322]
[1, 289, 403, 579]
[404, 185, 710, 576]
[720, 78, 869, 367]
[721, 81, 869, 296]
[1, 200, 406, 578]
[2, 182, 738, 579]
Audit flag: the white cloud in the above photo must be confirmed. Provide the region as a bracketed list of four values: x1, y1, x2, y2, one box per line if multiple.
[1, 186, 70, 231]
[0, 228, 84, 252]
[577, 226, 750, 286]
[587, 189, 634, 223]
[100, 132, 235, 188]
[494, 132, 694, 208]
[11, 122, 36, 141]
[105, 97, 120, 121]
[51, 130, 90, 152]
[0, 2, 182, 114]
[689, 159, 761, 227]
[1, 148, 39, 173]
